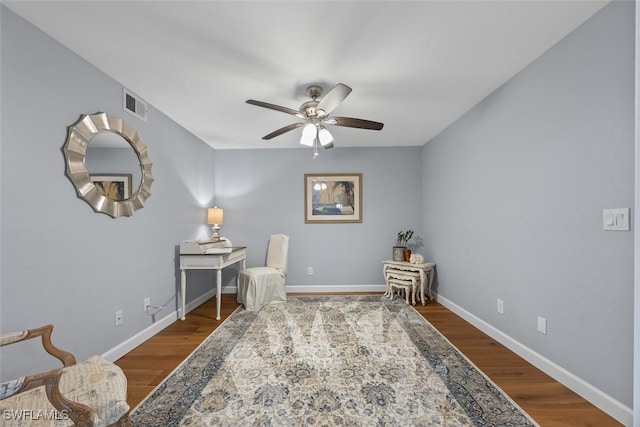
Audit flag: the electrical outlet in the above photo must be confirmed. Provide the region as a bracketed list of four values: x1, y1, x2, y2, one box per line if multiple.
[307, 267, 313, 276]
[114, 310, 123, 327]
[537, 316, 547, 334]
[144, 297, 151, 312]
[496, 299, 504, 315]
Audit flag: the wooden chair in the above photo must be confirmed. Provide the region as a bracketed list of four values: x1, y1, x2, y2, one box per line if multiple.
[0, 325, 131, 427]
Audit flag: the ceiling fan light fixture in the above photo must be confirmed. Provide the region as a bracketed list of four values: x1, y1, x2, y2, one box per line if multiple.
[318, 127, 333, 147]
[300, 123, 316, 147]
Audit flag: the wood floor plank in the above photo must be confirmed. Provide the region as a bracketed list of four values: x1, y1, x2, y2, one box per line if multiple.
[115, 293, 621, 426]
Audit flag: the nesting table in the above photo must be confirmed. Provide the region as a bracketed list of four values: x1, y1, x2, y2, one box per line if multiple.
[382, 260, 435, 305]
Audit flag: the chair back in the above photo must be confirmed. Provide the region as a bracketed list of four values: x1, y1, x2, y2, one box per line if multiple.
[266, 234, 289, 276]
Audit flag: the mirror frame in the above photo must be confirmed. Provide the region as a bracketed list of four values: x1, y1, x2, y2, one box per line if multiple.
[62, 112, 153, 218]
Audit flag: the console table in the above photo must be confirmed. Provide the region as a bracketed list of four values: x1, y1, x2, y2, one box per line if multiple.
[179, 246, 246, 320]
[382, 260, 435, 305]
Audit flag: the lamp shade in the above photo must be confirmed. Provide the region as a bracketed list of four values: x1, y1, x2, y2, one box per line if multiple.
[207, 207, 224, 224]
[300, 123, 316, 147]
[318, 127, 333, 146]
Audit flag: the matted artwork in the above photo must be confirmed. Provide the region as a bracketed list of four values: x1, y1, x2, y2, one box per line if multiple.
[304, 173, 362, 223]
[91, 174, 132, 201]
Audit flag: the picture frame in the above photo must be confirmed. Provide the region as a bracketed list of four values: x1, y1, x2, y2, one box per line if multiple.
[304, 173, 362, 223]
[91, 173, 133, 201]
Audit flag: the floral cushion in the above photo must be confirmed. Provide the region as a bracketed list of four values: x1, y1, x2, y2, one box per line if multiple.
[0, 331, 27, 347]
[0, 378, 25, 400]
[0, 356, 129, 427]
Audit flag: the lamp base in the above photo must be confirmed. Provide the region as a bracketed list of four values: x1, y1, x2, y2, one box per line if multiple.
[211, 225, 221, 242]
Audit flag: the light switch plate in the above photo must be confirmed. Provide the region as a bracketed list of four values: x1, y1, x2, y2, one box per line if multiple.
[537, 316, 547, 334]
[603, 208, 630, 231]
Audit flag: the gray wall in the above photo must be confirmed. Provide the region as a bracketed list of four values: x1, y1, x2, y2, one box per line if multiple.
[214, 147, 424, 289]
[422, 2, 634, 407]
[0, 7, 217, 380]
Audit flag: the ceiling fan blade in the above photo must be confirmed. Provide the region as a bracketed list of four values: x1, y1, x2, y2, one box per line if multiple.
[246, 99, 303, 117]
[262, 122, 304, 140]
[316, 83, 352, 116]
[330, 116, 384, 131]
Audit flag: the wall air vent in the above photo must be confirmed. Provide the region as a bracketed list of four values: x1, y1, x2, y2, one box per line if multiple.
[123, 88, 148, 121]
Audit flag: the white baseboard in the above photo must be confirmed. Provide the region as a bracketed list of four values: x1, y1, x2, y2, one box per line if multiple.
[286, 284, 387, 293]
[101, 289, 215, 362]
[222, 284, 387, 294]
[435, 294, 633, 426]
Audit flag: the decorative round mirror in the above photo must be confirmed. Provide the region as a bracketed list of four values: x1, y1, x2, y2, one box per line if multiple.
[62, 112, 153, 218]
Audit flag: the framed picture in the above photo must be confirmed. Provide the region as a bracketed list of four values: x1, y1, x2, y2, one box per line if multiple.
[304, 173, 362, 223]
[91, 174, 133, 201]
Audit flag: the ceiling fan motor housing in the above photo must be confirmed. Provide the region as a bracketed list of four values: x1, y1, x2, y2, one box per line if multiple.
[301, 85, 325, 119]
[300, 100, 320, 119]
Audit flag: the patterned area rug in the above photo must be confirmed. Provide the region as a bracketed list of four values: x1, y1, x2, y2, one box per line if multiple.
[131, 296, 537, 426]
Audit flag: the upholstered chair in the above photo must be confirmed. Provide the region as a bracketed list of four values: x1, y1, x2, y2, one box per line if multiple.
[0, 324, 131, 427]
[237, 234, 289, 311]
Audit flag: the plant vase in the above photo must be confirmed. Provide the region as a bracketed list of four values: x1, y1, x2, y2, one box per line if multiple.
[393, 246, 405, 262]
[394, 230, 414, 262]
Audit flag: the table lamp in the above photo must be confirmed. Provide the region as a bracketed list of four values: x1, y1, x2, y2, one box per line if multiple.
[207, 207, 224, 241]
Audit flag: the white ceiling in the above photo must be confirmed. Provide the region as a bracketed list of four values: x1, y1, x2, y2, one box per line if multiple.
[4, 1, 609, 150]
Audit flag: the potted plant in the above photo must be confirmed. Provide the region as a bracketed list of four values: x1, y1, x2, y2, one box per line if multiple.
[393, 230, 414, 261]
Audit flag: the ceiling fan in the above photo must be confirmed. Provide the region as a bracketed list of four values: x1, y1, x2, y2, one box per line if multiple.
[246, 83, 384, 156]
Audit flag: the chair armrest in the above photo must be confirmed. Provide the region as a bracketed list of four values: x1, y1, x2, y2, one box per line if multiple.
[1, 368, 95, 426]
[0, 325, 76, 367]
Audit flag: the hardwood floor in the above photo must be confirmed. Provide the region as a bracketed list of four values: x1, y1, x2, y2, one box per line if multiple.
[115, 293, 621, 426]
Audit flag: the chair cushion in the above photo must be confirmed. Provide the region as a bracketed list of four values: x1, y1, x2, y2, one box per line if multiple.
[0, 355, 129, 427]
[0, 377, 25, 400]
[0, 331, 27, 346]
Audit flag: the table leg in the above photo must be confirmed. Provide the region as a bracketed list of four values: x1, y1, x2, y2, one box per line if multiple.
[383, 265, 390, 297]
[238, 259, 246, 296]
[216, 268, 222, 320]
[411, 277, 417, 305]
[180, 269, 186, 320]
[419, 270, 427, 305]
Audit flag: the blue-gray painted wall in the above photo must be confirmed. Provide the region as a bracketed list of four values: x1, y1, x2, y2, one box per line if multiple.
[213, 147, 423, 289]
[422, 2, 634, 407]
